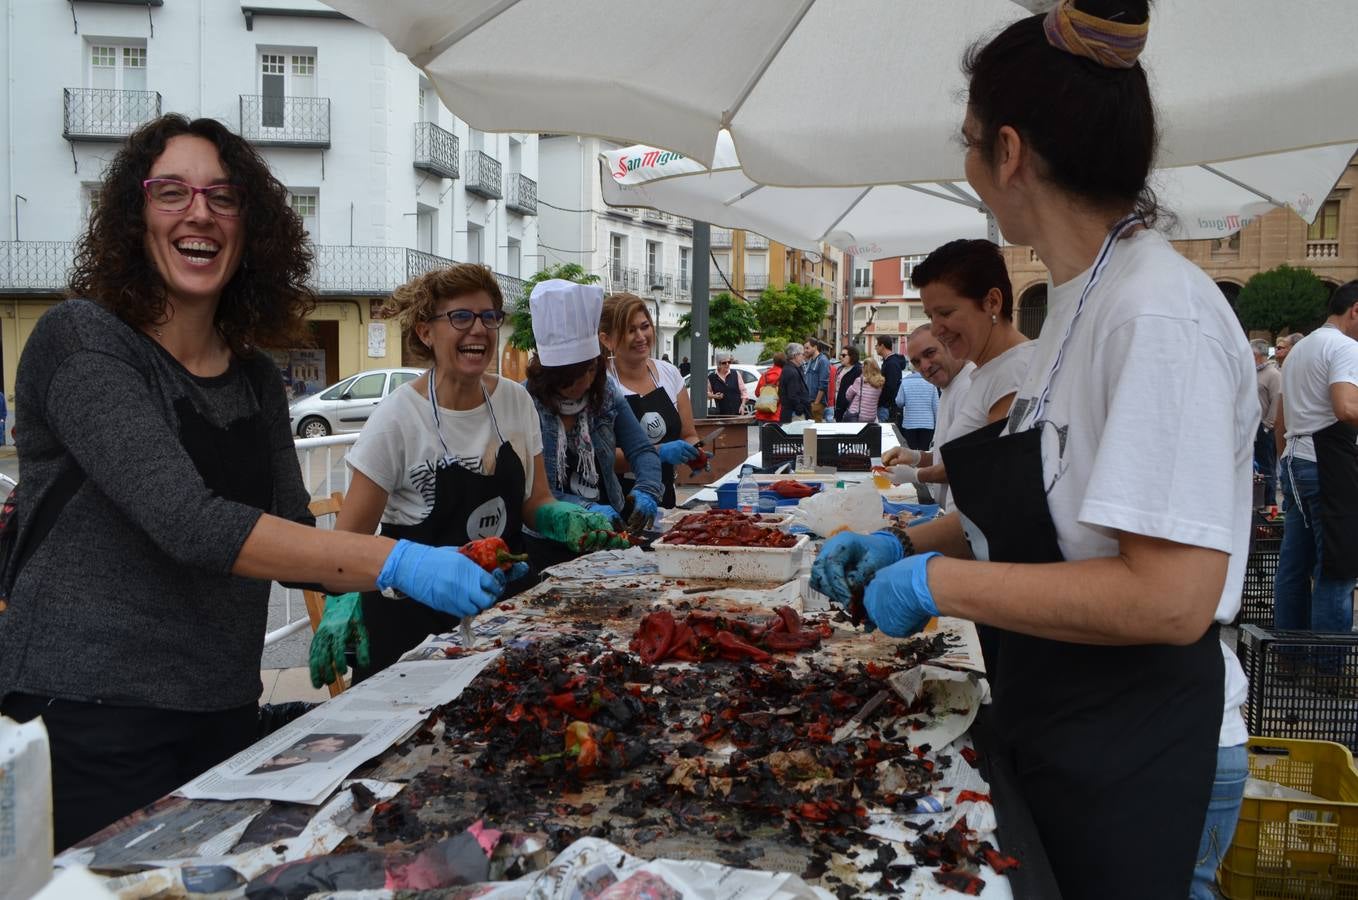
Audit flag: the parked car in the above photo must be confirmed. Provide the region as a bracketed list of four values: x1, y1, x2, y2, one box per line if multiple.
[682, 364, 766, 416]
[289, 368, 421, 438]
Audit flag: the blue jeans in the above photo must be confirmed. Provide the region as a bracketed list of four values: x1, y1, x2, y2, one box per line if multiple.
[1191, 743, 1248, 899]
[1273, 457, 1358, 631]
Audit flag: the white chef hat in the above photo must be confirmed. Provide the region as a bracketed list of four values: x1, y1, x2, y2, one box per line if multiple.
[530, 279, 605, 367]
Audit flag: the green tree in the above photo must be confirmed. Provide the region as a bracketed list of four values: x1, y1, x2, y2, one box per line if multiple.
[752, 282, 828, 359]
[505, 263, 601, 352]
[1235, 264, 1330, 337]
[675, 291, 758, 349]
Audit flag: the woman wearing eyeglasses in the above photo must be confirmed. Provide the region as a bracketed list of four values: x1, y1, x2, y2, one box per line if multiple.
[0, 116, 518, 849]
[332, 269, 627, 680]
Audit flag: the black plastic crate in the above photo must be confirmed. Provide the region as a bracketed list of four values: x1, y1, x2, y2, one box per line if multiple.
[1239, 625, 1358, 752]
[758, 424, 882, 471]
[1238, 517, 1284, 628]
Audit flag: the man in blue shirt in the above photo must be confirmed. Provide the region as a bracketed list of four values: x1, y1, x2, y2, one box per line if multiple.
[802, 337, 831, 422]
[895, 367, 939, 453]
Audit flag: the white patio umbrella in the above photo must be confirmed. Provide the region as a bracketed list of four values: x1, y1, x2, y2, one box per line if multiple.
[600, 132, 1358, 259]
[325, 0, 1358, 187]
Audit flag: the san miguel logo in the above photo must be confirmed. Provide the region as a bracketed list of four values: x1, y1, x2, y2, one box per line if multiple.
[613, 149, 687, 180]
[1196, 214, 1256, 232]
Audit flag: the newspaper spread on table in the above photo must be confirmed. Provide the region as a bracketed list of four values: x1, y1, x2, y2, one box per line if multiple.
[176, 651, 500, 804]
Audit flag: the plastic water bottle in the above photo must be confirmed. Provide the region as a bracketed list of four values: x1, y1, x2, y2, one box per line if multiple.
[738, 471, 759, 514]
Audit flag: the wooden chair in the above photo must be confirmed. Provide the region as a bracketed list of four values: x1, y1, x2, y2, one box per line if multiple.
[303, 491, 348, 697]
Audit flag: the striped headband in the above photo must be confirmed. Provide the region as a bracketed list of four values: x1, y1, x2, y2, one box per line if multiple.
[1043, 0, 1149, 69]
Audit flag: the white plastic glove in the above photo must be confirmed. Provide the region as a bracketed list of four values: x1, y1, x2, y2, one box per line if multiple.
[883, 446, 922, 466]
[887, 465, 920, 485]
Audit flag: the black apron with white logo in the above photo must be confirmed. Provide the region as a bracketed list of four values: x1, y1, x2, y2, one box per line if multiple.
[356, 377, 526, 681]
[941, 218, 1221, 899]
[620, 362, 684, 508]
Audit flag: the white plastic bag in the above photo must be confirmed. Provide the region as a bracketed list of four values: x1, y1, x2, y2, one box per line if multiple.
[1, 715, 53, 900]
[793, 478, 886, 538]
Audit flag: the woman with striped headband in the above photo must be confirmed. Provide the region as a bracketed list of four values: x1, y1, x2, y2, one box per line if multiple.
[812, 2, 1255, 896]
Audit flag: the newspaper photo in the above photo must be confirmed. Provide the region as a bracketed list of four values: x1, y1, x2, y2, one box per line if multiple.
[177, 650, 501, 804]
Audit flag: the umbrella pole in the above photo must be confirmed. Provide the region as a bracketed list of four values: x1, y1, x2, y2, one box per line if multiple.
[689, 221, 711, 422]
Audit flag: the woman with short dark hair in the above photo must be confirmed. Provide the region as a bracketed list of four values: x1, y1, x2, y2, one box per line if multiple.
[813, 4, 1257, 895]
[0, 116, 516, 849]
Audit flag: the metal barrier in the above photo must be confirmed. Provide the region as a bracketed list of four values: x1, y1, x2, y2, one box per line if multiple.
[263, 432, 360, 648]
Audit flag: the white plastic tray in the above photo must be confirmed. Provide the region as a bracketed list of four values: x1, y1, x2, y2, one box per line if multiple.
[652, 533, 810, 582]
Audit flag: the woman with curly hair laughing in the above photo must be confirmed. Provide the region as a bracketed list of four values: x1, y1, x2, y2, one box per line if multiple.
[0, 115, 512, 849]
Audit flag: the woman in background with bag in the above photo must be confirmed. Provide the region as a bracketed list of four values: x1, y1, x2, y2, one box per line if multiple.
[753, 352, 785, 423]
[844, 358, 885, 423]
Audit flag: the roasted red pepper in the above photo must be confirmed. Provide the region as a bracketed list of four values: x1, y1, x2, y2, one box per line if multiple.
[713, 630, 772, 662]
[980, 845, 1020, 874]
[630, 610, 677, 664]
[460, 536, 528, 572]
[769, 479, 817, 498]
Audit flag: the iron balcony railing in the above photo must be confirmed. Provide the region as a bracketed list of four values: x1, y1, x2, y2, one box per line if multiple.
[852, 284, 873, 298]
[710, 227, 733, 247]
[413, 122, 459, 180]
[745, 272, 769, 291]
[465, 150, 503, 199]
[0, 241, 527, 305]
[0, 241, 74, 293]
[745, 233, 770, 250]
[239, 95, 331, 148]
[506, 173, 537, 215]
[63, 88, 161, 141]
[607, 264, 642, 293]
[646, 272, 672, 297]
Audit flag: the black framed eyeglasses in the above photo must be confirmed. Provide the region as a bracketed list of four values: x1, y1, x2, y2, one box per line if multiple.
[142, 178, 244, 216]
[427, 308, 507, 330]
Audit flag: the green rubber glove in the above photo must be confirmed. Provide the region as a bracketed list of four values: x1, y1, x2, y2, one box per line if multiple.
[535, 502, 630, 552]
[309, 593, 370, 688]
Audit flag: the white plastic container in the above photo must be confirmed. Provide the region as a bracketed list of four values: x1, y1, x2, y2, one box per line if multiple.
[653, 533, 810, 582]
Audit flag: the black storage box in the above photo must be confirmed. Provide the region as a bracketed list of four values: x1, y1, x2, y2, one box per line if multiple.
[759, 423, 882, 471]
[1238, 515, 1284, 628]
[1238, 624, 1358, 752]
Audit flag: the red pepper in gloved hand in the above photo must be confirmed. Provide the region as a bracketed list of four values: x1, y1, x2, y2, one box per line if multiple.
[459, 537, 529, 573]
[686, 445, 710, 473]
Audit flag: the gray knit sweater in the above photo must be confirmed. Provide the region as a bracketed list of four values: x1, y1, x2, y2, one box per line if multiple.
[0, 300, 312, 711]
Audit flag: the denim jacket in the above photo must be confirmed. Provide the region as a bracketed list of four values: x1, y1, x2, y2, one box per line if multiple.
[535, 380, 663, 510]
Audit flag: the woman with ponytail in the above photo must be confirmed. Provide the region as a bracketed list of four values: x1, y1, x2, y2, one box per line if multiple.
[812, 3, 1256, 895]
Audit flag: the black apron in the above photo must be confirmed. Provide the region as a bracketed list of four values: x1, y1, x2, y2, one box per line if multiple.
[174, 364, 275, 514]
[940, 218, 1221, 899]
[1312, 417, 1358, 580]
[618, 362, 684, 508]
[355, 376, 526, 681]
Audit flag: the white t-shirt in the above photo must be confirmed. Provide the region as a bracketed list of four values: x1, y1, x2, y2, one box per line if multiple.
[614, 358, 685, 402]
[950, 341, 1035, 438]
[1281, 324, 1358, 462]
[931, 361, 976, 511]
[346, 376, 543, 528]
[1004, 228, 1256, 747]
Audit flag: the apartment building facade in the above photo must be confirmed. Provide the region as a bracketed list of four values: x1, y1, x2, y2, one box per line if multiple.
[0, 0, 537, 411]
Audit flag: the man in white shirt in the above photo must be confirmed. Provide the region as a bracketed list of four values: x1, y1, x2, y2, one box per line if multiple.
[881, 325, 976, 511]
[1274, 281, 1358, 631]
[1251, 339, 1282, 506]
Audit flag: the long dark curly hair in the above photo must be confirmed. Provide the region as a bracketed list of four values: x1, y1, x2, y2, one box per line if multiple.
[68, 114, 316, 353]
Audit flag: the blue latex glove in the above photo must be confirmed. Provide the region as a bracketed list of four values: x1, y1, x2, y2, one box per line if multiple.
[377, 540, 502, 618]
[657, 440, 700, 466]
[810, 530, 905, 608]
[587, 503, 619, 520]
[628, 491, 659, 527]
[864, 552, 942, 637]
